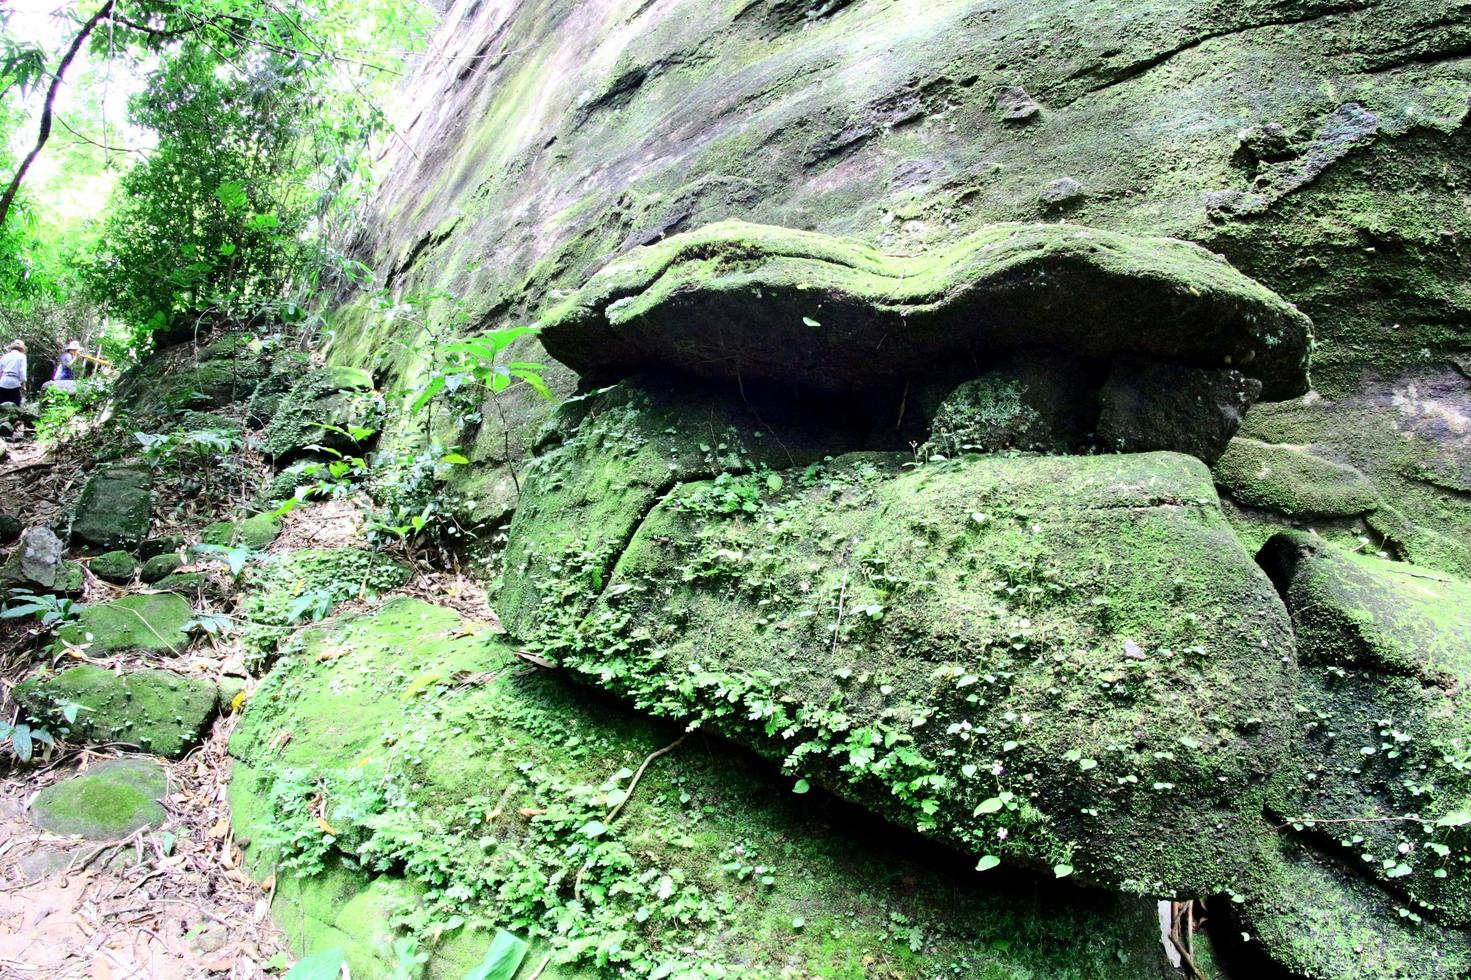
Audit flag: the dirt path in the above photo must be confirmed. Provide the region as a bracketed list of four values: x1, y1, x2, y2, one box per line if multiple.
[0, 422, 286, 979]
[0, 720, 286, 979]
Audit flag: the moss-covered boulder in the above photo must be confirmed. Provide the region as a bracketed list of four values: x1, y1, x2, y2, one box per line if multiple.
[137, 534, 185, 561]
[70, 464, 152, 551]
[542, 220, 1311, 401]
[231, 598, 1186, 979]
[1258, 534, 1471, 925]
[56, 592, 194, 655]
[140, 552, 184, 583]
[261, 365, 381, 463]
[29, 758, 169, 839]
[201, 511, 282, 551]
[16, 665, 216, 757]
[89, 550, 139, 583]
[501, 385, 1296, 896]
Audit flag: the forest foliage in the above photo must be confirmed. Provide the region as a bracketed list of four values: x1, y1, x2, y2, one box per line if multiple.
[0, 0, 431, 371]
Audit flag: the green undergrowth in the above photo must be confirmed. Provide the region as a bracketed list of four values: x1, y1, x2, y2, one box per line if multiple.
[230, 597, 1180, 979]
[238, 547, 412, 662]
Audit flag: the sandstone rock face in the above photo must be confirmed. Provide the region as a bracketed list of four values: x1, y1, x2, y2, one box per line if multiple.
[540, 220, 1310, 400]
[335, 0, 1468, 405]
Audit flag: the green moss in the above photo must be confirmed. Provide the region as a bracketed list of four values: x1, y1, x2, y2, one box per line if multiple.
[202, 512, 282, 551]
[1236, 837, 1471, 979]
[29, 758, 169, 839]
[1214, 438, 1380, 519]
[89, 550, 139, 583]
[260, 367, 383, 461]
[501, 387, 1296, 896]
[71, 465, 152, 551]
[1228, 382, 1471, 578]
[231, 598, 1181, 979]
[238, 548, 411, 660]
[56, 592, 194, 654]
[1258, 533, 1471, 934]
[141, 552, 184, 583]
[16, 665, 217, 758]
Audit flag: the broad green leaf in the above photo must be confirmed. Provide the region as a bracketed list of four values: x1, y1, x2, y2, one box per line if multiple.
[792, 779, 810, 794]
[974, 797, 1003, 815]
[1053, 864, 1074, 878]
[284, 948, 345, 980]
[1436, 808, 1471, 828]
[462, 930, 529, 980]
[214, 180, 248, 210]
[975, 855, 1000, 872]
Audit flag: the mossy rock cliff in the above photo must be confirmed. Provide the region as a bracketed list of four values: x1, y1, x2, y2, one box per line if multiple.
[231, 597, 1185, 978]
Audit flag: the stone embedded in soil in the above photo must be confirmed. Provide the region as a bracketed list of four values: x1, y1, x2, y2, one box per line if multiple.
[89, 550, 139, 583]
[137, 535, 185, 561]
[140, 552, 184, 583]
[540, 220, 1312, 402]
[29, 758, 169, 839]
[1, 526, 63, 590]
[201, 512, 282, 551]
[70, 465, 153, 551]
[16, 664, 217, 758]
[56, 592, 194, 654]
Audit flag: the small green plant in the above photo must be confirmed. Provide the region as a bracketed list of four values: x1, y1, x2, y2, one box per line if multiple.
[0, 589, 78, 629]
[1, 698, 85, 763]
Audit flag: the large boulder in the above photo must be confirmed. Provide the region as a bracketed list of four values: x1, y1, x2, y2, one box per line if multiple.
[56, 592, 194, 655]
[541, 220, 1311, 402]
[71, 465, 152, 551]
[261, 366, 382, 463]
[16, 665, 216, 758]
[29, 758, 170, 839]
[500, 382, 1297, 895]
[230, 597, 1187, 978]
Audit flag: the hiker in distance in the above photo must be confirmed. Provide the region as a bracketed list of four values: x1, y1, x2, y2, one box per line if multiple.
[0, 340, 27, 405]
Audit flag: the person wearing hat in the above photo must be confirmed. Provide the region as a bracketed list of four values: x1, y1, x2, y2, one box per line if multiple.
[0, 340, 26, 405]
[53, 340, 82, 382]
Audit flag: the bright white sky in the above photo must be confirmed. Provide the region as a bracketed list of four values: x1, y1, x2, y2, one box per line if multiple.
[4, 0, 151, 227]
